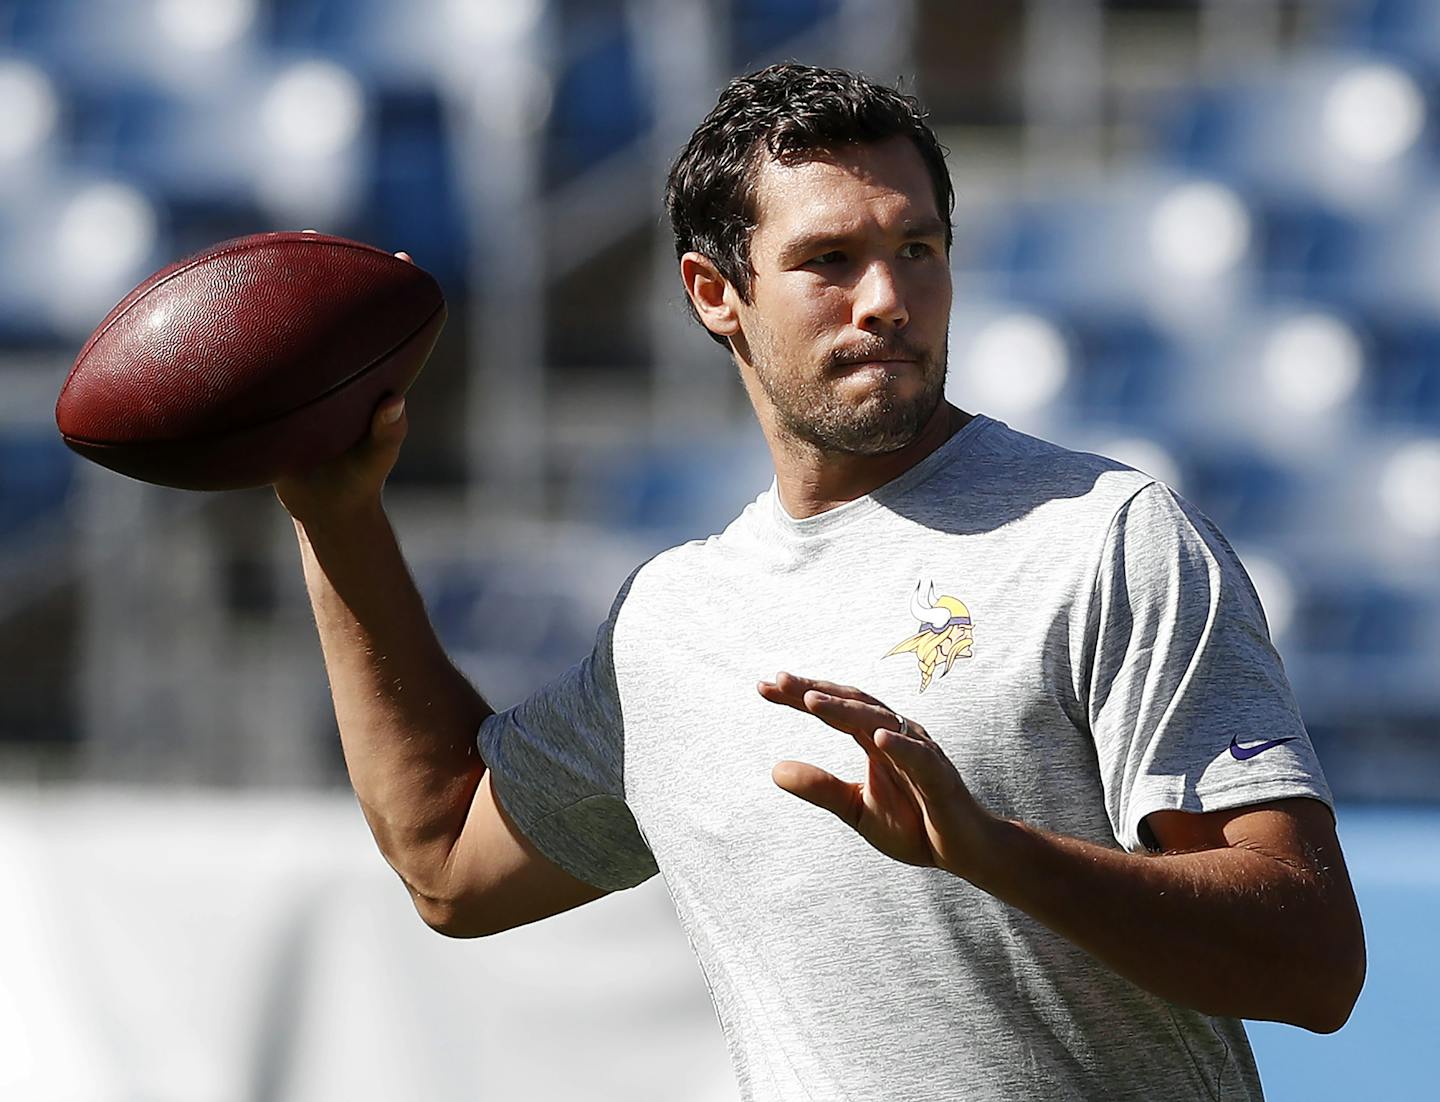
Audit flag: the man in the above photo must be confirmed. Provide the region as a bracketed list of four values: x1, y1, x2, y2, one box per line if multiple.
[276, 64, 1364, 1101]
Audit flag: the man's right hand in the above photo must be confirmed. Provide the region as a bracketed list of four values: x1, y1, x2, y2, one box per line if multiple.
[273, 394, 408, 527]
[274, 246, 417, 528]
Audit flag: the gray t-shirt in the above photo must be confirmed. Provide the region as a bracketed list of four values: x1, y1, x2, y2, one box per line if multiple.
[477, 415, 1332, 1102]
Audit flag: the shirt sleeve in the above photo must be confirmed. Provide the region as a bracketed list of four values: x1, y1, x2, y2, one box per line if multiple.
[475, 573, 658, 891]
[1080, 482, 1334, 852]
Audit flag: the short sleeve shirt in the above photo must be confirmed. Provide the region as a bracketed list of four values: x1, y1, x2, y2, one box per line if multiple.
[477, 415, 1330, 1101]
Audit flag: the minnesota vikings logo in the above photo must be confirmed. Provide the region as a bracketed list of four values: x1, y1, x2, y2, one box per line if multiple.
[885, 581, 974, 692]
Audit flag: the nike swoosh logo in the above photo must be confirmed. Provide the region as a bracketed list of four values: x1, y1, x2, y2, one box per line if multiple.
[1229, 735, 1298, 761]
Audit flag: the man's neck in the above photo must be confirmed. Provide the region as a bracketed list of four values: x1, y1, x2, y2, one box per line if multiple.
[772, 402, 972, 519]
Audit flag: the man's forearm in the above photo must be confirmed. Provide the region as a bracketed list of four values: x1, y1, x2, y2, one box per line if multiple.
[763, 675, 1365, 1033]
[295, 504, 493, 901]
[968, 815, 1363, 1031]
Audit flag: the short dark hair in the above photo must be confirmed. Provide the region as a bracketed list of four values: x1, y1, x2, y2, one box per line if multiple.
[665, 63, 953, 344]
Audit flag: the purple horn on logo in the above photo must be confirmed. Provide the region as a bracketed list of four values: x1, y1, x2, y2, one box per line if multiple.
[910, 581, 952, 631]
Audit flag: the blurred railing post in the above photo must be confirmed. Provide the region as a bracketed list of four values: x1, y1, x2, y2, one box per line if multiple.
[838, 0, 915, 78]
[1022, 0, 1105, 187]
[443, 8, 551, 525]
[639, 0, 733, 437]
[76, 473, 223, 781]
[1200, 0, 1283, 74]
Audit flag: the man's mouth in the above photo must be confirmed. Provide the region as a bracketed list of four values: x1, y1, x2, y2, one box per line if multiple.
[832, 356, 920, 373]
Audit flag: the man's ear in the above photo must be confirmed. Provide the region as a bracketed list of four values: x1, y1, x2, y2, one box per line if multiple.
[680, 252, 741, 339]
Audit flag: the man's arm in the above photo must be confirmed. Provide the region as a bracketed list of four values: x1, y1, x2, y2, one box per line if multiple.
[977, 795, 1363, 1032]
[277, 388, 608, 935]
[761, 672, 1366, 1033]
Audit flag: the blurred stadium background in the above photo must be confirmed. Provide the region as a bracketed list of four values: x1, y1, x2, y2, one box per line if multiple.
[1, 0, 1436, 1098]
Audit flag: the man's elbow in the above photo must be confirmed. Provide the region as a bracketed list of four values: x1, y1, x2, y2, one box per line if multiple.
[1295, 931, 1366, 1034]
[1297, 984, 1360, 1035]
[411, 889, 500, 939]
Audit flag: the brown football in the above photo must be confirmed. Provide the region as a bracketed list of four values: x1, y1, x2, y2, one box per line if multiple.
[55, 231, 446, 490]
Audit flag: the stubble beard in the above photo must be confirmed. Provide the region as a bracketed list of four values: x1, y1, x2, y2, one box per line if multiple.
[752, 333, 949, 457]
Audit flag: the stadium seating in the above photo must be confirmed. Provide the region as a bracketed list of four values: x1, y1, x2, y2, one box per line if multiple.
[545, 15, 651, 188]
[1337, 0, 1440, 72]
[0, 431, 73, 538]
[0, 0, 1436, 786]
[730, 0, 842, 64]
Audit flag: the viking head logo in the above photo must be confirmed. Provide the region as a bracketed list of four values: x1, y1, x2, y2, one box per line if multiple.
[885, 581, 974, 692]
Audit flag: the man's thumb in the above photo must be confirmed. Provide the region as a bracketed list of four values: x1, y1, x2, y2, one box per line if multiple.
[372, 396, 407, 438]
[772, 761, 860, 829]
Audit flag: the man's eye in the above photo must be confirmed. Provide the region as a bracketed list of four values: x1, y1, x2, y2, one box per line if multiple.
[900, 241, 933, 259]
[810, 251, 845, 265]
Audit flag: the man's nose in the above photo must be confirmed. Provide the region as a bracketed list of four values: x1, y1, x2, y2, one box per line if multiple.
[853, 261, 909, 332]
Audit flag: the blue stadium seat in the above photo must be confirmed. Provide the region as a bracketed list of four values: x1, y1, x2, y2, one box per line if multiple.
[261, 0, 467, 86]
[575, 437, 771, 544]
[964, 180, 1251, 320]
[1360, 321, 1440, 427]
[545, 21, 651, 188]
[1334, 0, 1440, 72]
[1178, 448, 1299, 540]
[729, 0, 842, 66]
[1, 0, 257, 87]
[1, 0, 120, 83]
[363, 88, 468, 288]
[60, 74, 270, 215]
[0, 167, 173, 346]
[1257, 198, 1440, 321]
[0, 196, 48, 343]
[0, 430, 75, 538]
[1250, 200, 1366, 305]
[1155, 75, 1335, 206]
[1160, 83, 1265, 184]
[66, 82, 180, 178]
[1153, 53, 1432, 209]
[965, 198, 1135, 313]
[965, 201, 1077, 301]
[1291, 579, 1428, 661]
[263, 0, 357, 53]
[1058, 313, 1181, 420]
[422, 559, 595, 665]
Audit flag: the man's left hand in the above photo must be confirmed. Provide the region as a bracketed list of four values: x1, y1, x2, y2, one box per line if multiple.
[759, 674, 1365, 1030]
[758, 671, 995, 876]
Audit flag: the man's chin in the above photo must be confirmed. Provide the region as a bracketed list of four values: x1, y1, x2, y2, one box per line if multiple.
[762, 355, 947, 456]
[787, 401, 937, 456]
[829, 425, 926, 456]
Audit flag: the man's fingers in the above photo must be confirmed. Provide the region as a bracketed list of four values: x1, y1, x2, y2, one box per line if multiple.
[759, 681, 892, 745]
[757, 677, 816, 713]
[772, 760, 861, 829]
[757, 672, 889, 723]
[773, 671, 882, 706]
[758, 677, 867, 719]
[756, 680, 818, 722]
[760, 673, 940, 797]
[800, 689, 903, 737]
[759, 678, 920, 759]
[875, 727, 962, 807]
